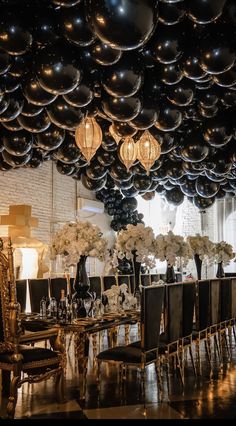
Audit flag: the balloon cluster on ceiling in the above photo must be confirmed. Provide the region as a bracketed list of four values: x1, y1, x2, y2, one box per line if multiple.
[0, 0, 236, 232]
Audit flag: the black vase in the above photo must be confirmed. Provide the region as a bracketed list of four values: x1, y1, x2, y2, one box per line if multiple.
[73, 256, 90, 300]
[132, 251, 141, 303]
[216, 261, 225, 278]
[166, 263, 176, 284]
[194, 254, 202, 280]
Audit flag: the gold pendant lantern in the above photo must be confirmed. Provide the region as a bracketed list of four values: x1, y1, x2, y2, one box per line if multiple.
[137, 130, 161, 175]
[109, 124, 121, 145]
[75, 117, 103, 163]
[119, 137, 137, 171]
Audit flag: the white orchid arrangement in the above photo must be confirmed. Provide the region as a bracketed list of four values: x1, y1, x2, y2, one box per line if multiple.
[213, 241, 235, 265]
[103, 283, 137, 311]
[113, 223, 156, 268]
[50, 221, 108, 267]
[154, 231, 193, 267]
[186, 234, 215, 262]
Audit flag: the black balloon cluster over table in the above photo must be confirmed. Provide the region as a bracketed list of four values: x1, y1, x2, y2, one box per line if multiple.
[0, 0, 236, 231]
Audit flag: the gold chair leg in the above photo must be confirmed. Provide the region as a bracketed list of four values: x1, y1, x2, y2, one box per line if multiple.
[140, 366, 146, 416]
[204, 340, 213, 378]
[92, 333, 98, 363]
[195, 339, 202, 376]
[155, 358, 163, 400]
[176, 351, 184, 387]
[214, 335, 222, 368]
[96, 360, 101, 393]
[6, 376, 20, 419]
[55, 369, 66, 403]
[189, 346, 197, 377]
[124, 324, 130, 345]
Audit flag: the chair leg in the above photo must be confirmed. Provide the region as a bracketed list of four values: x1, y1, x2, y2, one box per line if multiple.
[6, 375, 20, 419]
[189, 346, 197, 377]
[140, 366, 146, 416]
[155, 358, 163, 400]
[1, 370, 11, 397]
[96, 360, 101, 393]
[176, 351, 184, 387]
[55, 369, 66, 403]
[195, 339, 202, 376]
[124, 324, 130, 345]
[232, 326, 236, 344]
[92, 333, 98, 363]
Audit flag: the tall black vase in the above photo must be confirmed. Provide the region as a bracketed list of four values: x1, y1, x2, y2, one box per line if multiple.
[194, 254, 202, 280]
[73, 256, 90, 300]
[166, 263, 176, 284]
[216, 261, 225, 278]
[132, 251, 141, 303]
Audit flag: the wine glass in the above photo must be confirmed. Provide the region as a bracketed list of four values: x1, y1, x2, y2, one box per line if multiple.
[83, 298, 92, 317]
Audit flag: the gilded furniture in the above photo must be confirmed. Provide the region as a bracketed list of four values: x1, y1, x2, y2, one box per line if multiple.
[0, 237, 65, 419]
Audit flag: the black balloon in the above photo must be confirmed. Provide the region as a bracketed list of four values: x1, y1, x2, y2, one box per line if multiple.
[63, 79, 94, 108]
[35, 124, 65, 151]
[160, 63, 183, 85]
[165, 187, 184, 206]
[0, 50, 11, 75]
[0, 94, 10, 114]
[0, 9, 33, 55]
[86, 0, 158, 51]
[133, 175, 152, 192]
[111, 122, 137, 138]
[193, 195, 215, 209]
[181, 132, 210, 162]
[155, 102, 182, 131]
[102, 93, 142, 122]
[203, 116, 232, 147]
[167, 79, 194, 106]
[150, 24, 183, 64]
[56, 160, 76, 176]
[89, 41, 122, 66]
[23, 75, 57, 106]
[0, 97, 23, 122]
[86, 160, 107, 180]
[36, 42, 82, 95]
[17, 111, 51, 133]
[60, 3, 96, 47]
[195, 176, 220, 198]
[102, 53, 143, 97]
[1, 118, 22, 131]
[54, 134, 81, 164]
[187, 0, 227, 24]
[47, 98, 84, 130]
[81, 173, 107, 191]
[159, 2, 186, 25]
[120, 197, 137, 212]
[3, 130, 33, 156]
[199, 31, 235, 75]
[2, 149, 32, 167]
[21, 101, 43, 117]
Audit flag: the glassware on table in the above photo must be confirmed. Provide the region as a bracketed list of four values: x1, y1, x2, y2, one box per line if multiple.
[83, 298, 93, 317]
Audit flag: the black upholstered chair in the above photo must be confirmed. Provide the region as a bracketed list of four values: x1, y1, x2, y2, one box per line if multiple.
[159, 283, 184, 387]
[102, 275, 117, 291]
[89, 276, 102, 298]
[117, 275, 130, 291]
[150, 274, 159, 284]
[50, 277, 67, 301]
[28, 278, 49, 313]
[0, 238, 65, 419]
[140, 274, 151, 286]
[16, 279, 27, 313]
[96, 285, 165, 402]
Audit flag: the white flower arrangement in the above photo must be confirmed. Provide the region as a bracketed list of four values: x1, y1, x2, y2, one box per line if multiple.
[114, 223, 156, 268]
[186, 234, 215, 262]
[213, 241, 235, 265]
[154, 231, 193, 267]
[50, 220, 108, 267]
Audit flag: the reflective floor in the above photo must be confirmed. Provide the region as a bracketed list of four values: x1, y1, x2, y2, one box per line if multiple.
[1, 326, 236, 419]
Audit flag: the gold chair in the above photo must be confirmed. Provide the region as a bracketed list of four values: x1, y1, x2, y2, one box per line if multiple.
[0, 237, 66, 419]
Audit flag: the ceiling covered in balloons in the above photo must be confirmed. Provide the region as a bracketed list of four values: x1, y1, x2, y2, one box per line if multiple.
[0, 0, 236, 231]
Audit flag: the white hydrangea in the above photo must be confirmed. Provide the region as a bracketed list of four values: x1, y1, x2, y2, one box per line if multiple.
[114, 223, 156, 268]
[154, 231, 193, 267]
[186, 234, 215, 262]
[50, 221, 108, 266]
[213, 241, 235, 265]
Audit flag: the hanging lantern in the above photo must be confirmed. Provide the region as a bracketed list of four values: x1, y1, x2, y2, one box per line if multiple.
[119, 137, 137, 171]
[75, 117, 102, 163]
[137, 130, 161, 175]
[109, 124, 121, 145]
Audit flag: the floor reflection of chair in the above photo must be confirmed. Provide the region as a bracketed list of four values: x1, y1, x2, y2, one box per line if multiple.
[95, 285, 165, 406]
[193, 280, 212, 377]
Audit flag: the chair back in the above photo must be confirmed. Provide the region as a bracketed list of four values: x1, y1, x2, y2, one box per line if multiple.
[165, 283, 183, 341]
[182, 282, 196, 337]
[103, 275, 117, 291]
[89, 276, 102, 298]
[50, 277, 67, 301]
[28, 278, 49, 313]
[231, 278, 236, 320]
[210, 279, 221, 325]
[129, 275, 135, 293]
[16, 279, 27, 313]
[0, 237, 18, 346]
[141, 285, 164, 352]
[150, 274, 159, 284]
[220, 278, 232, 321]
[117, 275, 131, 292]
[196, 280, 210, 331]
[140, 274, 151, 286]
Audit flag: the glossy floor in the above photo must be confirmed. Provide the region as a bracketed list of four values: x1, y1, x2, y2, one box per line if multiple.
[1, 327, 236, 419]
